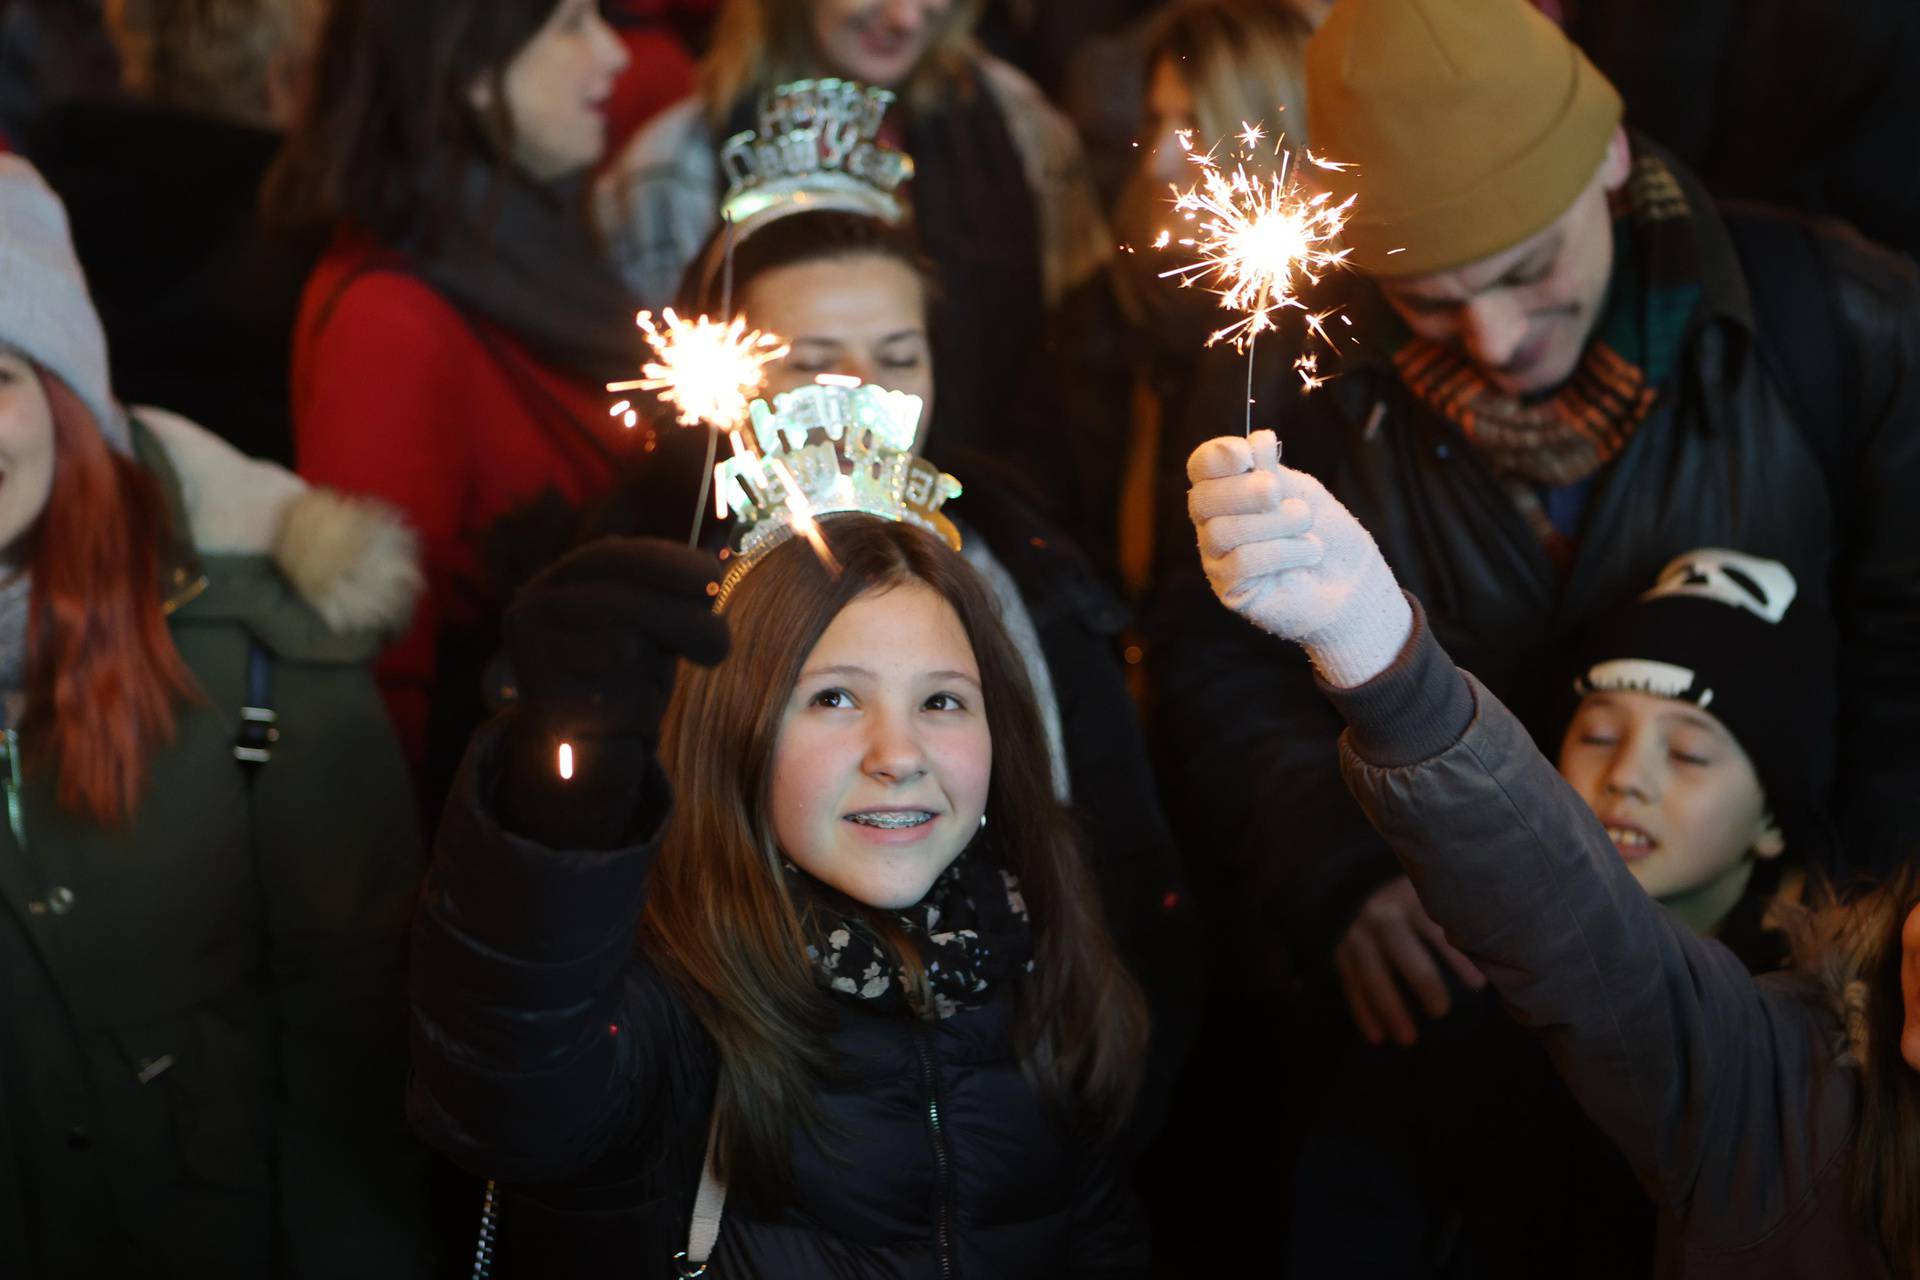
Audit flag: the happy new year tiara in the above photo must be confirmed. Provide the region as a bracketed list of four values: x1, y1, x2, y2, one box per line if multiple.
[713, 381, 962, 608]
[717, 78, 915, 235]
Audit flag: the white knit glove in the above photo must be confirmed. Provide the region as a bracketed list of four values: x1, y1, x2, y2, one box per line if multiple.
[1187, 430, 1413, 688]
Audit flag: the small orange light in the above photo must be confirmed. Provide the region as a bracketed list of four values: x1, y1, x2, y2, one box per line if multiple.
[557, 742, 575, 781]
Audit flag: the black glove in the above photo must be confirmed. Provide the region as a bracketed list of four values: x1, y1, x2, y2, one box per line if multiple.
[497, 538, 729, 847]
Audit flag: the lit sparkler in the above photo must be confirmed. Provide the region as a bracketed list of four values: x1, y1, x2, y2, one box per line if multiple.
[1159, 127, 1355, 352]
[608, 309, 789, 433]
[1153, 123, 1359, 427]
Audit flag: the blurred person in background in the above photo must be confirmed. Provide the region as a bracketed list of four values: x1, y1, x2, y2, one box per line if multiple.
[23, 0, 325, 466]
[267, 0, 648, 819]
[600, 0, 1110, 473]
[0, 155, 425, 1279]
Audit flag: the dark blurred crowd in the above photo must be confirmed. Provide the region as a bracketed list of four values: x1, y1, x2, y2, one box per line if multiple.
[0, 0, 1916, 1275]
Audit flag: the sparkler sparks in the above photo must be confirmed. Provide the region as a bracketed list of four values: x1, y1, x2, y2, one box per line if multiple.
[766, 457, 842, 575]
[1157, 126, 1356, 353]
[608, 309, 790, 433]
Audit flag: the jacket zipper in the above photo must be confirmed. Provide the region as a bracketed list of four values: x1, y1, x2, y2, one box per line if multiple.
[0, 729, 53, 910]
[913, 1028, 954, 1280]
[2, 729, 26, 851]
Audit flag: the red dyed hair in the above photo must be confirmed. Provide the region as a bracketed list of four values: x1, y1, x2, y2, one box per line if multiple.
[22, 370, 196, 825]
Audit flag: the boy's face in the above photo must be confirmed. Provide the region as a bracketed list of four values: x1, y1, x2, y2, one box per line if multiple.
[1558, 691, 1784, 903]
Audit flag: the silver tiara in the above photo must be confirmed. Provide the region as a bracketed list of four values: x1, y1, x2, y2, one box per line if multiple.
[718, 78, 914, 234]
[713, 381, 961, 606]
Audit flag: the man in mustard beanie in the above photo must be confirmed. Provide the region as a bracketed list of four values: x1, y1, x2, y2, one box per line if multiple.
[1146, 0, 1920, 1251]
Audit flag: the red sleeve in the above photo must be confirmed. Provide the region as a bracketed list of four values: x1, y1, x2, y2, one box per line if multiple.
[293, 269, 473, 769]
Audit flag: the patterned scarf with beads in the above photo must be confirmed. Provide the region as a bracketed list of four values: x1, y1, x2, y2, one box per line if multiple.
[788, 848, 1035, 1022]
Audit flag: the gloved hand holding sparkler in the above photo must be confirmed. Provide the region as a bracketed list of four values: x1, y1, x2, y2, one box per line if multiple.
[1187, 430, 1412, 688]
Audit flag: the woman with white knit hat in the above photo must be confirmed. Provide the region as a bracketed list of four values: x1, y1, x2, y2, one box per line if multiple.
[0, 156, 427, 1276]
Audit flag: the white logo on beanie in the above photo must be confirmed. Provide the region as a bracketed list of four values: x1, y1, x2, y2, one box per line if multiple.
[1577, 658, 1711, 707]
[1644, 549, 1796, 624]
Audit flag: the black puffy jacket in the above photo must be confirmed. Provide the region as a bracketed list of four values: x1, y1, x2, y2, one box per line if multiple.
[408, 724, 1148, 1278]
[1148, 148, 1920, 975]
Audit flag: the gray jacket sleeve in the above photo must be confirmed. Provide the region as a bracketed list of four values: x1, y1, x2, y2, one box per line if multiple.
[1321, 602, 1853, 1252]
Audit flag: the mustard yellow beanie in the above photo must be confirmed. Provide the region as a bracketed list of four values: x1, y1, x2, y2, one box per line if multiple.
[1305, 0, 1623, 276]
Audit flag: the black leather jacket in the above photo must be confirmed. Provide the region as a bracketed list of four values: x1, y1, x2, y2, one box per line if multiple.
[1148, 163, 1920, 975]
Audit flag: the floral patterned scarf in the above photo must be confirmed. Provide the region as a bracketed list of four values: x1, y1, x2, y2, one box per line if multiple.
[789, 848, 1035, 1022]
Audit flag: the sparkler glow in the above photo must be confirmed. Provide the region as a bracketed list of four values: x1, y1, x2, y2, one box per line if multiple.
[1158, 126, 1356, 353]
[607, 309, 789, 433]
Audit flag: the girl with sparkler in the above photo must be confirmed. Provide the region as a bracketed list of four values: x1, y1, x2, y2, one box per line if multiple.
[1183, 430, 1920, 1276]
[267, 0, 651, 813]
[700, 206, 1200, 1143]
[411, 515, 1152, 1275]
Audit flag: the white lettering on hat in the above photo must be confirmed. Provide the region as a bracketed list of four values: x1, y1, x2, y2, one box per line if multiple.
[1644, 548, 1796, 624]
[1577, 658, 1711, 707]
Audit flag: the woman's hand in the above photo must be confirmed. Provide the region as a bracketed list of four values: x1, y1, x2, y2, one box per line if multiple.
[1186, 431, 1412, 688]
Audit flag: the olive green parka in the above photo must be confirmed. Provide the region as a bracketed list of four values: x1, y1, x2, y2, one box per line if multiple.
[0, 408, 427, 1277]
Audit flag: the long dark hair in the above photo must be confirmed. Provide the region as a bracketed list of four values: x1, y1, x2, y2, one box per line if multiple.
[1782, 861, 1920, 1270]
[643, 517, 1146, 1196]
[262, 0, 560, 248]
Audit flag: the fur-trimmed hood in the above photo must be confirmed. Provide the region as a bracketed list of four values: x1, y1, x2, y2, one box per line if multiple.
[135, 407, 421, 636]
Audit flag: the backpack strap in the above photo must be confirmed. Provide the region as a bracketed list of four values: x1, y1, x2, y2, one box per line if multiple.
[675, 1110, 727, 1277]
[233, 640, 278, 775]
[1720, 209, 1863, 508]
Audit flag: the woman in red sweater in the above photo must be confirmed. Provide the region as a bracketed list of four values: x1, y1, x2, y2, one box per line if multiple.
[271, 0, 652, 808]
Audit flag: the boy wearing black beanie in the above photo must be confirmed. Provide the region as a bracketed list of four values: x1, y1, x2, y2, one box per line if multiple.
[1558, 547, 1835, 951]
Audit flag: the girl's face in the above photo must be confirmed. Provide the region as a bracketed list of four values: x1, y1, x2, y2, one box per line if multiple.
[484, 0, 630, 182]
[769, 580, 991, 909]
[0, 353, 59, 562]
[741, 252, 935, 432]
[1558, 692, 1783, 911]
[807, 0, 952, 88]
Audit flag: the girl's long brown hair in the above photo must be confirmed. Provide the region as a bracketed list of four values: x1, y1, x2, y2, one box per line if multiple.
[1780, 861, 1920, 1271]
[644, 516, 1145, 1194]
[699, 0, 986, 123]
[24, 371, 197, 824]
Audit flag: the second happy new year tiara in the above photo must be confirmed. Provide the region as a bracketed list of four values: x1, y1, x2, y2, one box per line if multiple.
[718, 78, 914, 235]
